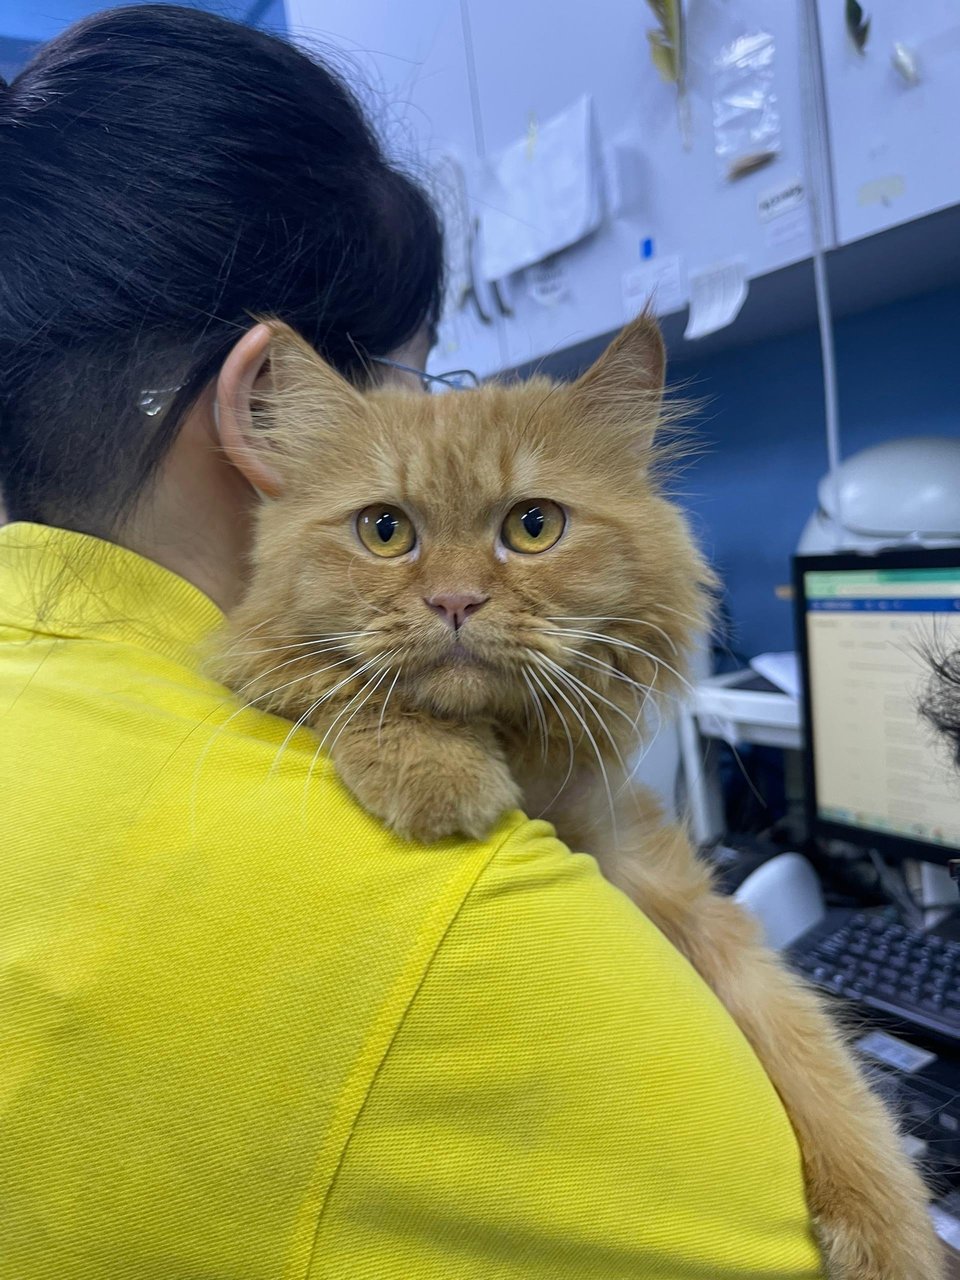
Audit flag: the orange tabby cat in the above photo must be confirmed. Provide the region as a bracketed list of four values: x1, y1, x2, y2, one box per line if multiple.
[214, 315, 943, 1280]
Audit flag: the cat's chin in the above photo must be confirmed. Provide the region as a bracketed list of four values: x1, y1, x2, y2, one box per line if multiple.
[405, 661, 513, 719]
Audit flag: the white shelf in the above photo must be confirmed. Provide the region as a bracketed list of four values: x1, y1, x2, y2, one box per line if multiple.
[691, 672, 802, 752]
[679, 671, 803, 845]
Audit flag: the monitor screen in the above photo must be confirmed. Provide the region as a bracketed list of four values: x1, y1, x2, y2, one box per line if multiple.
[797, 552, 960, 863]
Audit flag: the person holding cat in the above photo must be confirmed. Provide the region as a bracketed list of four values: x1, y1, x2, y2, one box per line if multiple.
[0, 7, 942, 1278]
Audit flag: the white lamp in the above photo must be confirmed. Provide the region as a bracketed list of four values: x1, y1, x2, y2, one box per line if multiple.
[799, 436, 960, 554]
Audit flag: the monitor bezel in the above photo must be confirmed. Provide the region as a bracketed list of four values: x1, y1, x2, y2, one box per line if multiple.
[793, 546, 960, 868]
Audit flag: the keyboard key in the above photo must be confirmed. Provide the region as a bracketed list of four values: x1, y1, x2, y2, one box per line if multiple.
[790, 915, 960, 1036]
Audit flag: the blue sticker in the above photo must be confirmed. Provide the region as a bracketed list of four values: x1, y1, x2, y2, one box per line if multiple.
[641, 237, 654, 260]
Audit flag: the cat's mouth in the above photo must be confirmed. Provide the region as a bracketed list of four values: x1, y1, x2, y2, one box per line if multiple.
[430, 642, 493, 670]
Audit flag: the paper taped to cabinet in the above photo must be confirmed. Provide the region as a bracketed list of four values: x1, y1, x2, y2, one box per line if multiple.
[684, 259, 748, 340]
[478, 94, 605, 282]
[622, 254, 686, 320]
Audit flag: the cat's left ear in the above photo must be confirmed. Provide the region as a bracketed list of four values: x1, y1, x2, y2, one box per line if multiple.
[215, 320, 366, 497]
[568, 311, 665, 444]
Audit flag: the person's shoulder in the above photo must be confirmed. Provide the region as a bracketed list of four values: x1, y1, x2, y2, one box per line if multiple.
[435, 814, 694, 1010]
[314, 818, 822, 1278]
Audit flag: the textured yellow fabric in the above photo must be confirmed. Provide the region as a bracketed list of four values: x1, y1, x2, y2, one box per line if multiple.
[0, 522, 822, 1279]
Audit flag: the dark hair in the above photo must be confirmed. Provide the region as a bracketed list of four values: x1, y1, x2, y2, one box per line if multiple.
[921, 644, 960, 769]
[0, 5, 443, 530]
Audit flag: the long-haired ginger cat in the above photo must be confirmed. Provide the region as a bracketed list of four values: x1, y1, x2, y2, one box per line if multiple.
[214, 314, 942, 1280]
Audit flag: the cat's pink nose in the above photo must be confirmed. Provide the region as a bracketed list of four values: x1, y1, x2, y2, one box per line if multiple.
[425, 592, 489, 632]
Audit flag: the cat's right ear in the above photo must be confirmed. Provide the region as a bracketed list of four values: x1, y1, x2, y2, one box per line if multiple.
[215, 320, 366, 497]
[567, 311, 666, 450]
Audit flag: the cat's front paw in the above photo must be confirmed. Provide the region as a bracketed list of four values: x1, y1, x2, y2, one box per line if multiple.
[333, 719, 522, 845]
[387, 749, 521, 843]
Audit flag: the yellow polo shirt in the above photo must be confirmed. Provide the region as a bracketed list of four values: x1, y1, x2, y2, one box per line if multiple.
[0, 521, 821, 1279]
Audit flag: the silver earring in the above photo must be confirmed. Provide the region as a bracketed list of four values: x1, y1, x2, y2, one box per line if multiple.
[137, 384, 182, 417]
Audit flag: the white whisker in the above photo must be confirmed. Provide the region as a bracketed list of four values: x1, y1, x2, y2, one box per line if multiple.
[377, 664, 403, 748]
[538, 657, 631, 779]
[541, 654, 645, 744]
[223, 632, 371, 658]
[562, 648, 660, 715]
[535, 664, 618, 843]
[300, 652, 399, 818]
[236, 651, 357, 701]
[544, 627, 695, 696]
[520, 667, 549, 763]
[545, 614, 679, 656]
[267, 690, 332, 779]
[525, 665, 576, 815]
[234, 643, 353, 691]
[327, 664, 396, 760]
[631, 676, 665, 779]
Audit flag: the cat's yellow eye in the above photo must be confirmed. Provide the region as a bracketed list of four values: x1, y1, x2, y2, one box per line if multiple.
[501, 499, 566, 555]
[356, 504, 416, 558]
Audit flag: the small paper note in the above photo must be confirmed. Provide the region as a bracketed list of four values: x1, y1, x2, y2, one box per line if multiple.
[621, 253, 685, 319]
[758, 176, 809, 252]
[750, 651, 800, 699]
[683, 259, 747, 340]
[526, 256, 570, 306]
[764, 205, 808, 250]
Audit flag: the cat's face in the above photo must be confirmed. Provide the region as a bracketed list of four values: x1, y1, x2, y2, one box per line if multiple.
[223, 316, 709, 745]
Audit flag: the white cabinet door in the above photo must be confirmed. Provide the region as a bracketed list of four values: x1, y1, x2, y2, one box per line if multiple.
[464, 0, 818, 370]
[283, 0, 505, 377]
[817, 0, 960, 244]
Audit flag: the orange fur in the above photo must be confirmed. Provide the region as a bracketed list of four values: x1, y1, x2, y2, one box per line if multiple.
[213, 315, 944, 1279]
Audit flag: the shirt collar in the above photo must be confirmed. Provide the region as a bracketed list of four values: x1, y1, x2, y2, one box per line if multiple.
[0, 522, 225, 669]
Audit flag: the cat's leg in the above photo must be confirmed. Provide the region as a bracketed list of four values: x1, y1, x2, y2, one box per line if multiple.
[329, 706, 521, 843]
[596, 817, 943, 1280]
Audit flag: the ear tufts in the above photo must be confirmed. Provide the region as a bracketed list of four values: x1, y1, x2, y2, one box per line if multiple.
[567, 311, 667, 454]
[574, 310, 665, 401]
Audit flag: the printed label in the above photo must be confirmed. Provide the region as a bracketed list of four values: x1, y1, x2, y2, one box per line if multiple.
[757, 176, 805, 222]
[855, 1029, 937, 1075]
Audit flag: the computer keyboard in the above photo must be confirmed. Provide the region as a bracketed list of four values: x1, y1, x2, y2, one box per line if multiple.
[789, 910, 960, 1043]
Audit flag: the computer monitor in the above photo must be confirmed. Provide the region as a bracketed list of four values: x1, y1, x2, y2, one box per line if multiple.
[794, 547, 960, 867]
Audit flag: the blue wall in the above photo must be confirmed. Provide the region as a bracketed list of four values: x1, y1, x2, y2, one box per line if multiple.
[677, 285, 960, 660]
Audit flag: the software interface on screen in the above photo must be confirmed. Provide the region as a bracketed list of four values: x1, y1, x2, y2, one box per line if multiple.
[804, 566, 960, 851]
